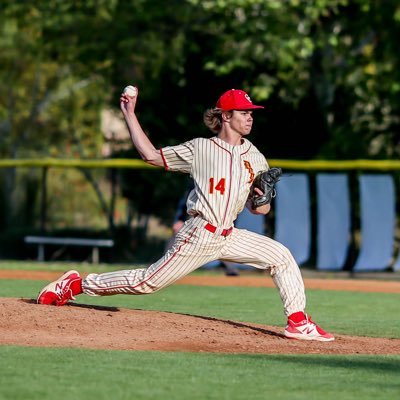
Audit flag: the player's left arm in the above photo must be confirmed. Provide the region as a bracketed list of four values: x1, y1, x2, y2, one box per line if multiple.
[246, 187, 271, 215]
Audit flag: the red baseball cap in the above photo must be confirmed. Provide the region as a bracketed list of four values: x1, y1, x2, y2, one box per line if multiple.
[216, 89, 264, 111]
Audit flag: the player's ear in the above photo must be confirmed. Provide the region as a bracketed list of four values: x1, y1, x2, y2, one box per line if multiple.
[221, 111, 232, 122]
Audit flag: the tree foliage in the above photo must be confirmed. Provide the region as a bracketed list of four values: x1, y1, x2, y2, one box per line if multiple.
[1, 0, 400, 232]
[2, 0, 400, 157]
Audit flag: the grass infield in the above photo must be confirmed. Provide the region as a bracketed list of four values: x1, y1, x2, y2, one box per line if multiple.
[0, 261, 400, 399]
[0, 347, 399, 400]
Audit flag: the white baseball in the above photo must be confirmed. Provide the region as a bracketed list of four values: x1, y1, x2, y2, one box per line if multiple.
[123, 85, 137, 97]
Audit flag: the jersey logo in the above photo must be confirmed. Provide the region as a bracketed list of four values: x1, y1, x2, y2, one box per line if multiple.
[243, 160, 255, 183]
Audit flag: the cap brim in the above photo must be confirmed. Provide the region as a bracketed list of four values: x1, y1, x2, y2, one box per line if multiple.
[235, 105, 264, 110]
[216, 105, 264, 111]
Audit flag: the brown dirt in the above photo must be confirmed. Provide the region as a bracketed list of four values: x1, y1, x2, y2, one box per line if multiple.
[1, 270, 400, 355]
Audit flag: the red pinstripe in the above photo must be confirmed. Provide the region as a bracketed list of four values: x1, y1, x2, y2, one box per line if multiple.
[210, 138, 233, 226]
[89, 227, 198, 293]
[160, 148, 169, 170]
[130, 227, 198, 289]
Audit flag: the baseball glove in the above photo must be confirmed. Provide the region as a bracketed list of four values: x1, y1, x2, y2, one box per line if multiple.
[250, 167, 282, 209]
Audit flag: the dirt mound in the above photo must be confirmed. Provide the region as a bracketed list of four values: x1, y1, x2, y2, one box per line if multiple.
[1, 297, 399, 355]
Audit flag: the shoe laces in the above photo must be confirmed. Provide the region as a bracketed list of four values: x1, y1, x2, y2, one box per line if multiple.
[305, 314, 329, 335]
[306, 314, 321, 329]
[305, 314, 314, 324]
[55, 279, 77, 304]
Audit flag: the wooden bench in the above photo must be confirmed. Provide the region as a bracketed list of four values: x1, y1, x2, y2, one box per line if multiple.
[24, 236, 114, 264]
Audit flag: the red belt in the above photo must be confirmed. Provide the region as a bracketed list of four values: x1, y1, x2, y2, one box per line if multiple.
[204, 223, 233, 237]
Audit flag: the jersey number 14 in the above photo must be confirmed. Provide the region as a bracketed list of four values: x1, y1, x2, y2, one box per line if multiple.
[209, 177, 226, 195]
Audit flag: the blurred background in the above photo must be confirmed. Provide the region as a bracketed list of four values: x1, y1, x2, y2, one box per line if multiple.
[1, 0, 400, 268]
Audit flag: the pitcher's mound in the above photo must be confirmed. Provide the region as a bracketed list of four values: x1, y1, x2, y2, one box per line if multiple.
[1, 298, 399, 354]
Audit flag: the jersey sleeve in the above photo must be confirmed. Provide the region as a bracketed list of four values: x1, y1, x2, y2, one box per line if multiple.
[251, 144, 269, 173]
[160, 140, 194, 173]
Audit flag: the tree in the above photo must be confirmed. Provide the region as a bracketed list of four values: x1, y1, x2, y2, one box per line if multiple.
[0, 1, 111, 229]
[1, 0, 400, 235]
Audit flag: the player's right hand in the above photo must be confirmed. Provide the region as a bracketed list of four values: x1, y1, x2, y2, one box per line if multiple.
[120, 91, 138, 116]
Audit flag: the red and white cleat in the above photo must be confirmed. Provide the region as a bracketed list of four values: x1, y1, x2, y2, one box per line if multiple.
[37, 270, 82, 306]
[284, 314, 335, 342]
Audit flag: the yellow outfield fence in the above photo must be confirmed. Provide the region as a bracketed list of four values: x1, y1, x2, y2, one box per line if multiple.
[2, 158, 400, 170]
[0, 158, 156, 169]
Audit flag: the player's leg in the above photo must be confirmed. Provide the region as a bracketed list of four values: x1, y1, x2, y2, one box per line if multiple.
[220, 228, 334, 341]
[220, 228, 306, 315]
[37, 218, 221, 304]
[83, 241, 211, 296]
[83, 219, 227, 296]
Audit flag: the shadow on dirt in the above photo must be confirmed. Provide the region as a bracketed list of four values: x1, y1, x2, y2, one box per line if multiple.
[23, 298, 120, 312]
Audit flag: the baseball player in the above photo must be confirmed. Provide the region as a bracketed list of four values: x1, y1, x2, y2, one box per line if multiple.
[37, 88, 334, 342]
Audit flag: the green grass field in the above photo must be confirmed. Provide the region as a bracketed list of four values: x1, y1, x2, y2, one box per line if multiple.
[0, 261, 399, 400]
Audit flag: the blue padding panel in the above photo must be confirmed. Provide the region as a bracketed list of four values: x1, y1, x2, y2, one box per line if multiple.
[316, 174, 351, 271]
[353, 174, 395, 271]
[230, 206, 265, 270]
[392, 177, 400, 271]
[201, 260, 221, 269]
[234, 206, 265, 233]
[274, 174, 311, 266]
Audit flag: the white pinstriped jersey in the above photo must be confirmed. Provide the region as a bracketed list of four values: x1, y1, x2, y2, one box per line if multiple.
[83, 135, 306, 317]
[160, 136, 268, 228]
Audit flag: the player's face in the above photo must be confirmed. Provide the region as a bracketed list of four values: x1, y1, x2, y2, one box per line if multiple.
[230, 110, 254, 136]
